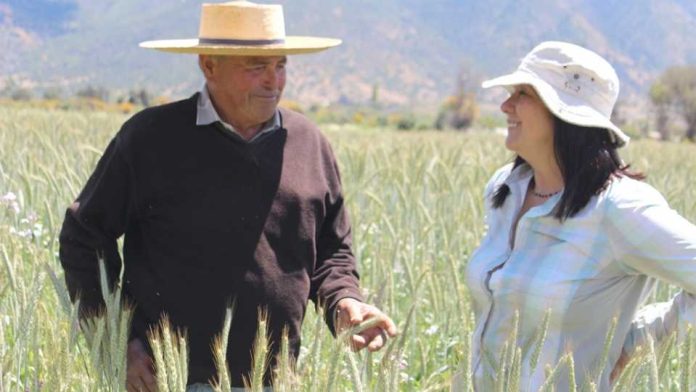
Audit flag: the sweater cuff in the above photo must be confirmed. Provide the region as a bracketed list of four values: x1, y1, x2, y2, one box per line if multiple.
[324, 289, 365, 336]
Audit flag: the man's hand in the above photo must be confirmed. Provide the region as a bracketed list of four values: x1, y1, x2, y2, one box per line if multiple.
[610, 349, 629, 384]
[126, 338, 158, 392]
[335, 298, 397, 352]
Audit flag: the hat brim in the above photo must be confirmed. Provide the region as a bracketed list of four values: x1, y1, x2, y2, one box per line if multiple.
[482, 71, 630, 147]
[139, 36, 341, 55]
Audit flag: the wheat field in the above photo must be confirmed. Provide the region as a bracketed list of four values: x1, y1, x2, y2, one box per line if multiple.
[1, 106, 696, 391]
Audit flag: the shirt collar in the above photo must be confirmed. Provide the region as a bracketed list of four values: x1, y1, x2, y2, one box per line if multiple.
[503, 162, 534, 187]
[504, 163, 564, 218]
[196, 83, 281, 142]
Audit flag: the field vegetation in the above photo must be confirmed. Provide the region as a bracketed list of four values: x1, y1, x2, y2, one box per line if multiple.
[1, 106, 696, 391]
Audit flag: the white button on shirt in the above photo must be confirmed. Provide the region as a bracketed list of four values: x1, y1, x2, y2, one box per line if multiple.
[465, 163, 696, 391]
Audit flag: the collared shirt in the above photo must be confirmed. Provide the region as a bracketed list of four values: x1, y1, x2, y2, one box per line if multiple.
[196, 84, 281, 143]
[465, 163, 696, 391]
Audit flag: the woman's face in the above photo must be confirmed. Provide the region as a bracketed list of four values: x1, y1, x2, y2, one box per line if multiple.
[500, 85, 555, 161]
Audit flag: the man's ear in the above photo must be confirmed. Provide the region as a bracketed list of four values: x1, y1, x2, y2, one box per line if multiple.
[198, 55, 216, 79]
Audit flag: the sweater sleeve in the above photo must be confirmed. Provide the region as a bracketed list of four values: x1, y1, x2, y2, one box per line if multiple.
[59, 134, 135, 318]
[309, 144, 364, 335]
[606, 181, 696, 355]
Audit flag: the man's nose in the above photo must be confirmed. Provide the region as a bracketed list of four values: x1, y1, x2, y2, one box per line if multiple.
[262, 66, 280, 89]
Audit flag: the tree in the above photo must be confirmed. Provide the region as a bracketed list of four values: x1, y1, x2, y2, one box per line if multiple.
[43, 87, 62, 100]
[650, 66, 696, 141]
[1, 77, 33, 101]
[649, 83, 671, 140]
[10, 87, 32, 101]
[370, 83, 380, 108]
[128, 88, 151, 107]
[77, 85, 109, 101]
[435, 64, 479, 131]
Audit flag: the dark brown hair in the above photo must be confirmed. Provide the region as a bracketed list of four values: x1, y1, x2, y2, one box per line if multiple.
[492, 116, 644, 220]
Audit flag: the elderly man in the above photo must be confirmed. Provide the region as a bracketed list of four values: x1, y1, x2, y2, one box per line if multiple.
[59, 2, 396, 391]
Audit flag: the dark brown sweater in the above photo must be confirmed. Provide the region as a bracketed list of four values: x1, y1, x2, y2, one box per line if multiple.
[59, 94, 363, 386]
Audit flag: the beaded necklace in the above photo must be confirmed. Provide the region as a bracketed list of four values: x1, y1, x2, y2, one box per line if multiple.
[530, 178, 561, 198]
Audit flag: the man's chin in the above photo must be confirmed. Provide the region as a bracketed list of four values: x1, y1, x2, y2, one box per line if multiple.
[250, 109, 278, 125]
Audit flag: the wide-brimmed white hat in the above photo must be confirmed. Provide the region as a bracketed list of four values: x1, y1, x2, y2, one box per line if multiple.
[139, 1, 341, 56]
[482, 41, 630, 147]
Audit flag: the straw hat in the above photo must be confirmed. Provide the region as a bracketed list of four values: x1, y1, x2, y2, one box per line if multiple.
[139, 1, 341, 55]
[482, 41, 630, 147]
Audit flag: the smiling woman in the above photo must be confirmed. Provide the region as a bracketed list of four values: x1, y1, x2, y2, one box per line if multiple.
[499, 85, 555, 165]
[466, 41, 696, 391]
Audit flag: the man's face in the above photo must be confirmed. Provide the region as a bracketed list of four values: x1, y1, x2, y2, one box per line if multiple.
[202, 55, 287, 131]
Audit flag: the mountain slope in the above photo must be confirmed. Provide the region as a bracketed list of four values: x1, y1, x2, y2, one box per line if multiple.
[2, 0, 696, 106]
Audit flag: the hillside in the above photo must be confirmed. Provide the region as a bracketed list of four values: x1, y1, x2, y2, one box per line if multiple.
[2, 0, 696, 107]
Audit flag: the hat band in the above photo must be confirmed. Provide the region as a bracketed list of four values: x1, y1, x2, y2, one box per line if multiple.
[198, 37, 286, 46]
